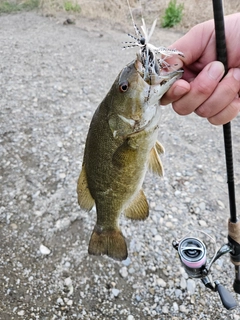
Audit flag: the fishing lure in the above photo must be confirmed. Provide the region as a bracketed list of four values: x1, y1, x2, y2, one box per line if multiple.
[123, 1, 184, 81]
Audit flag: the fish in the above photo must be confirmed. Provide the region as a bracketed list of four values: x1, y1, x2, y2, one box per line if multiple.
[77, 49, 183, 260]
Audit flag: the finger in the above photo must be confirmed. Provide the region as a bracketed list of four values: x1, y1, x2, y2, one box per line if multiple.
[195, 68, 240, 118]
[168, 20, 216, 65]
[161, 79, 190, 105]
[172, 61, 225, 115]
[208, 97, 240, 125]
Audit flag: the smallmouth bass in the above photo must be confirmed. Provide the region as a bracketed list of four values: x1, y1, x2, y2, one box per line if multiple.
[77, 54, 182, 261]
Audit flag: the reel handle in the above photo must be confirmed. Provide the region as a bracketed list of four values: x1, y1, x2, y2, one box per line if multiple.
[215, 281, 237, 310]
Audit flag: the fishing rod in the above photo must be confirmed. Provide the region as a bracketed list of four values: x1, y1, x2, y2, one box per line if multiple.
[173, 0, 240, 310]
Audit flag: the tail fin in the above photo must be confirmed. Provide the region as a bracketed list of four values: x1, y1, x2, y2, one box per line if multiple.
[88, 226, 128, 261]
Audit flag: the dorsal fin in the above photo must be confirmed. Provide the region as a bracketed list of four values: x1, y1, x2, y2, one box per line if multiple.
[77, 163, 95, 211]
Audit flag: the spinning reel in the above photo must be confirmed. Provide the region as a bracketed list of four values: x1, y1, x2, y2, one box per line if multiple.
[172, 234, 239, 310]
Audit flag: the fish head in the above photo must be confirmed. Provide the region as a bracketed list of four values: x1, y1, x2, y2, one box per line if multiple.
[108, 55, 182, 138]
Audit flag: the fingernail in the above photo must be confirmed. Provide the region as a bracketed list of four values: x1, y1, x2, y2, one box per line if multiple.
[173, 85, 188, 97]
[208, 61, 225, 80]
[233, 68, 240, 82]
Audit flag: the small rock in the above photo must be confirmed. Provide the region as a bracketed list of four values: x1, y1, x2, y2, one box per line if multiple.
[64, 277, 72, 287]
[180, 277, 187, 289]
[135, 295, 141, 302]
[157, 278, 167, 288]
[128, 267, 135, 274]
[175, 289, 182, 298]
[149, 288, 155, 295]
[173, 302, 179, 312]
[112, 288, 120, 297]
[57, 297, 64, 306]
[122, 257, 131, 266]
[179, 304, 188, 313]
[39, 244, 51, 255]
[127, 316, 135, 320]
[162, 305, 168, 314]
[198, 220, 207, 227]
[187, 279, 196, 295]
[17, 310, 25, 316]
[119, 266, 128, 278]
[67, 299, 73, 306]
[199, 202, 206, 211]
[154, 234, 162, 242]
[217, 200, 225, 208]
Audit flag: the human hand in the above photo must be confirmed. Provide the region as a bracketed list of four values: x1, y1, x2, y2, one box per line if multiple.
[161, 13, 240, 125]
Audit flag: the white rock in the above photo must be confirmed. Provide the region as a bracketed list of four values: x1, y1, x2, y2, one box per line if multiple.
[157, 278, 167, 288]
[199, 202, 206, 211]
[187, 279, 196, 295]
[112, 288, 120, 297]
[180, 277, 187, 289]
[173, 302, 179, 312]
[64, 277, 72, 287]
[127, 316, 135, 320]
[17, 310, 25, 316]
[119, 266, 128, 278]
[198, 219, 207, 227]
[154, 235, 162, 242]
[39, 244, 51, 255]
[162, 305, 168, 314]
[179, 304, 188, 313]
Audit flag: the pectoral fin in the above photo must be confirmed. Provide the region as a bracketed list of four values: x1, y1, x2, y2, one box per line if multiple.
[155, 140, 164, 154]
[148, 143, 164, 176]
[77, 163, 95, 211]
[125, 189, 149, 220]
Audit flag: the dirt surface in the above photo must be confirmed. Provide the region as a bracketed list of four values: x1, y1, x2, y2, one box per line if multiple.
[1, 10, 240, 320]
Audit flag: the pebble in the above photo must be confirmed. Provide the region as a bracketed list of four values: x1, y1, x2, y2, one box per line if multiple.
[199, 202, 206, 211]
[17, 310, 25, 316]
[187, 279, 196, 295]
[180, 277, 187, 290]
[154, 235, 162, 242]
[157, 278, 167, 288]
[173, 302, 179, 312]
[217, 200, 225, 208]
[57, 297, 64, 306]
[135, 295, 141, 302]
[119, 267, 128, 278]
[112, 288, 120, 297]
[127, 316, 135, 320]
[179, 304, 188, 313]
[39, 244, 51, 255]
[198, 220, 207, 227]
[122, 257, 131, 266]
[162, 305, 168, 314]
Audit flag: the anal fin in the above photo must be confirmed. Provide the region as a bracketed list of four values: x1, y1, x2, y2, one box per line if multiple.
[88, 226, 128, 261]
[125, 189, 149, 220]
[77, 163, 95, 211]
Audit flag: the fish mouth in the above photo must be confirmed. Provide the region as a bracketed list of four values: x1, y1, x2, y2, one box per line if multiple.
[135, 53, 183, 86]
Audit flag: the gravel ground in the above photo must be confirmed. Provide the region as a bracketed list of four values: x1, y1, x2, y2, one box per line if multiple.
[1, 11, 240, 320]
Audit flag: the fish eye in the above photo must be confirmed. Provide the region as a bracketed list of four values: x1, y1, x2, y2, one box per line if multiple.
[119, 81, 129, 92]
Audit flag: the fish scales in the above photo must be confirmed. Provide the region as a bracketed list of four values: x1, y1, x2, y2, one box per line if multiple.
[77, 55, 182, 261]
